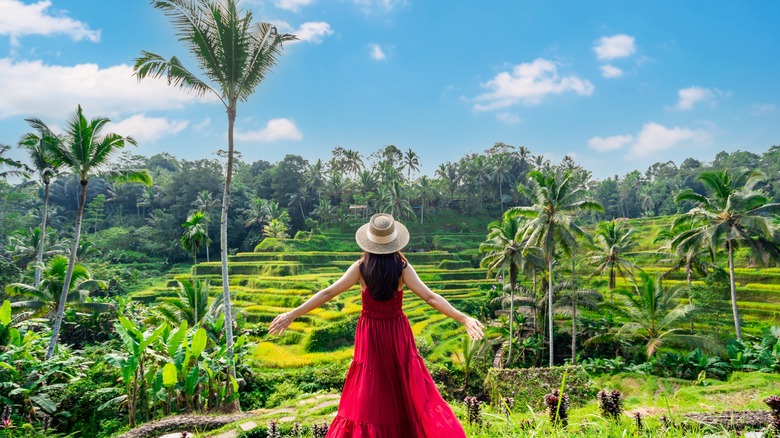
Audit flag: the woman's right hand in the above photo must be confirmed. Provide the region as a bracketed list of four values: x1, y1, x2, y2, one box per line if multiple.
[268, 312, 296, 336]
[463, 316, 485, 340]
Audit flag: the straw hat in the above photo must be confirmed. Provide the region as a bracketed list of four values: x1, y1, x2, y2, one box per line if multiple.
[355, 213, 410, 254]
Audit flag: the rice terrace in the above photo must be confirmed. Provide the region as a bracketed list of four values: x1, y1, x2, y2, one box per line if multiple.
[1, 0, 779, 437]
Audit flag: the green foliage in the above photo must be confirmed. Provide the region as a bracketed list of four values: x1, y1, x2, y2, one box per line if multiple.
[484, 366, 596, 410]
[437, 259, 472, 269]
[304, 317, 358, 352]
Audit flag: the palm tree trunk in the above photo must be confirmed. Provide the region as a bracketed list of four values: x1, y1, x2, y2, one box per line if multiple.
[220, 104, 240, 411]
[687, 263, 694, 334]
[727, 239, 742, 341]
[507, 262, 518, 367]
[532, 271, 538, 334]
[548, 257, 554, 367]
[194, 255, 198, 325]
[206, 240, 210, 263]
[571, 255, 577, 364]
[46, 179, 87, 360]
[35, 181, 50, 288]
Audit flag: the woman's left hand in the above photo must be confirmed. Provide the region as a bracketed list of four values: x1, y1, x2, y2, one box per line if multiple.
[269, 312, 296, 335]
[463, 316, 485, 340]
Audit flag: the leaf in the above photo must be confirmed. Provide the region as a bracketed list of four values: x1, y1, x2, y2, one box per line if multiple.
[167, 320, 189, 358]
[230, 375, 239, 394]
[162, 363, 178, 387]
[185, 365, 199, 396]
[30, 393, 58, 413]
[0, 300, 10, 326]
[191, 327, 207, 358]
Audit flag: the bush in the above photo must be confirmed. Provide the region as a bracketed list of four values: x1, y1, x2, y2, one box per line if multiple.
[437, 259, 472, 269]
[484, 366, 596, 410]
[265, 381, 302, 408]
[304, 317, 358, 352]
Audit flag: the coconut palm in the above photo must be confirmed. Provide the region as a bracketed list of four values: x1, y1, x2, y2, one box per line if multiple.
[402, 148, 420, 182]
[44, 105, 150, 360]
[479, 216, 527, 366]
[304, 159, 327, 202]
[156, 279, 222, 327]
[0, 144, 29, 179]
[19, 118, 62, 287]
[135, 0, 295, 394]
[586, 220, 638, 303]
[415, 175, 435, 224]
[379, 180, 415, 221]
[192, 190, 219, 261]
[552, 280, 602, 364]
[674, 169, 780, 340]
[490, 154, 512, 212]
[609, 272, 717, 358]
[181, 211, 211, 283]
[507, 168, 603, 367]
[654, 220, 714, 333]
[5, 255, 109, 319]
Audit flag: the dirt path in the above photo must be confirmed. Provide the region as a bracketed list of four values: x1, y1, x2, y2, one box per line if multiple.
[117, 412, 256, 438]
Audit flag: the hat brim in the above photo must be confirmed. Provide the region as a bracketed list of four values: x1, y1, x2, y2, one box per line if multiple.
[355, 220, 410, 254]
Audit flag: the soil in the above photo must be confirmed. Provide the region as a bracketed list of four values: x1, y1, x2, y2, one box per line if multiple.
[684, 410, 772, 431]
[117, 412, 256, 438]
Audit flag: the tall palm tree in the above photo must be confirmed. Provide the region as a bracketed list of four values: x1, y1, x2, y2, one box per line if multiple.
[44, 105, 150, 360]
[0, 144, 29, 179]
[415, 176, 435, 224]
[135, 0, 295, 394]
[436, 162, 460, 207]
[5, 255, 110, 319]
[586, 220, 638, 303]
[304, 159, 327, 202]
[654, 220, 714, 333]
[480, 216, 526, 366]
[551, 279, 602, 364]
[402, 148, 420, 182]
[19, 118, 62, 288]
[192, 190, 220, 262]
[181, 211, 211, 285]
[490, 154, 512, 212]
[379, 180, 415, 220]
[343, 149, 364, 179]
[507, 169, 603, 367]
[674, 169, 780, 340]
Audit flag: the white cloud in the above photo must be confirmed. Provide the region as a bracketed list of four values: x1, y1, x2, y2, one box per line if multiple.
[473, 58, 594, 111]
[275, 0, 313, 13]
[106, 114, 188, 143]
[496, 112, 521, 124]
[275, 21, 333, 44]
[0, 58, 218, 119]
[235, 118, 303, 142]
[676, 86, 712, 110]
[751, 103, 776, 115]
[588, 134, 633, 151]
[593, 34, 636, 60]
[600, 64, 623, 78]
[0, 0, 100, 45]
[192, 117, 212, 133]
[368, 43, 386, 61]
[629, 122, 710, 157]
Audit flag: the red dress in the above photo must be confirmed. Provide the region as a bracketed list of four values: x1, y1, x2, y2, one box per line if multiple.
[327, 288, 466, 438]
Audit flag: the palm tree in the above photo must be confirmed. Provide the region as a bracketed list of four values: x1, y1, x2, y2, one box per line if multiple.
[586, 220, 638, 303]
[156, 279, 222, 327]
[343, 149, 364, 179]
[379, 180, 415, 220]
[19, 118, 62, 288]
[674, 169, 780, 340]
[304, 159, 327, 202]
[402, 148, 420, 182]
[507, 168, 603, 367]
[135, 0, 295, 394]
[609, 272, 715, 358]
[192, 190, 219, 262]
[0, 144, 29, 179]
[44, 105, 150, 360]
[436, 162, 460, 207]
[655, 220, 714, 333]
[415, 176, 435, 224]
[5, 255, 110, 319]
[490, 154, 512, 212]
[181, 211, 211, 284]
[552, 280, 602, 364]
[480, 216, 525, 366]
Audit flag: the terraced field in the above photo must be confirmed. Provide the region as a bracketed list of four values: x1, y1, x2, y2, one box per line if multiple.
[131, 216, 780, 373]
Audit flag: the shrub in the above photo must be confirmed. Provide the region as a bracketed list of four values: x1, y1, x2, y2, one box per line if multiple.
[265, 381, 302, 408]
[304, 317, 358, 352]
[484, 366, 595, 410]
[437, 259, 472, 269]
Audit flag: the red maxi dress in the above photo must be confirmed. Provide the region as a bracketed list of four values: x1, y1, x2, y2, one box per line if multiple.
[327, 287, 466, 437]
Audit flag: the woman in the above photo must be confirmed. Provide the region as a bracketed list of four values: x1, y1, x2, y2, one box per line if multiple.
[269, 213, 484, 437]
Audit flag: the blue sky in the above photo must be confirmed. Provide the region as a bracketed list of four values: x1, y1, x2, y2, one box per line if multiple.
[0, 0, 778, 179]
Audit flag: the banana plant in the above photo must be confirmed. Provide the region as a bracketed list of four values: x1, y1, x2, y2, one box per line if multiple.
[105, 317, 166, 427]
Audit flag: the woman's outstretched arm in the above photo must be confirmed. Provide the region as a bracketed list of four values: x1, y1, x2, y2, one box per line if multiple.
[268, 261, 361, 335]
[402, 263, 484, 340]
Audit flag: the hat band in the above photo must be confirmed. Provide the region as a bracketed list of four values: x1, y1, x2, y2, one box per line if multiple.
[367, 229, 397, 244]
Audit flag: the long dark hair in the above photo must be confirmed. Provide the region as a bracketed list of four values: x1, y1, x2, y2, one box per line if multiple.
[359, 251, 408, 301]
